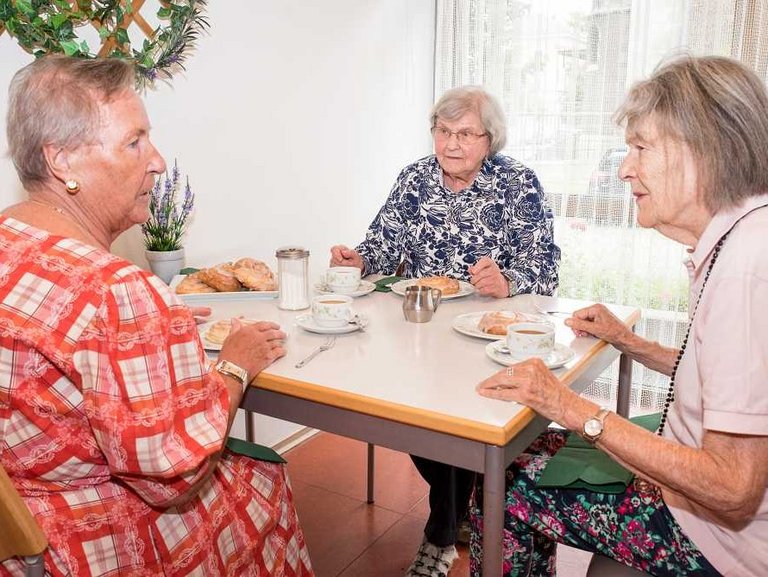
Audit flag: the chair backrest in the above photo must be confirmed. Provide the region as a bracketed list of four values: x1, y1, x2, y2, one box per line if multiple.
[587, 553, 648, 576]
[0, 463, 48, 564]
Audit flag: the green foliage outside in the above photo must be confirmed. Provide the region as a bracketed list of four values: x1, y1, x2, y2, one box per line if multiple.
[554, 218, 690, 314]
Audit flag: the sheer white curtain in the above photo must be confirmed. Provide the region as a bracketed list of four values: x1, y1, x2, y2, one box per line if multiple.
[435, 0, 768, 411]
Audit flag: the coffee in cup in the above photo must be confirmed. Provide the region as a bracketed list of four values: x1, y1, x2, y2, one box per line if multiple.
[506, 321, 555, 359]
[325, 266, 361, 294]
[311, 294, 354, 327]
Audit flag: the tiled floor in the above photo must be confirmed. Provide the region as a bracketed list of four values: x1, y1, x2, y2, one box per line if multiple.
[284, 432, 593, 577]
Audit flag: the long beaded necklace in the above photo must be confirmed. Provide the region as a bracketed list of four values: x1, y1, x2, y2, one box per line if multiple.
[656, 231, 730, 436]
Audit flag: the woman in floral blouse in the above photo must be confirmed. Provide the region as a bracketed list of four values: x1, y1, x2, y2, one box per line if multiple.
[0, 56, 312, 576]
[331, 86, 560, 576]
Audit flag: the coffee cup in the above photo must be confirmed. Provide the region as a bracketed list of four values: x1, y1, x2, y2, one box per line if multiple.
[506, 321, 555, 359]
[325, 266, 361, 294]
[311, 294, 354, 327]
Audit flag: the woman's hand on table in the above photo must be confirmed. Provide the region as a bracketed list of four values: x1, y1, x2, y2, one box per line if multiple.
[330, 245, 364, 271]
[468, 256, 508, 298]
[476, 359, 575, 424]
[565, 303, 633, 346]
[220, 320, 286, 381]
[189, 306, 213, 324]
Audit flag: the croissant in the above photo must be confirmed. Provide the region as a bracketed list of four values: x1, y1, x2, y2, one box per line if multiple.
[198, 263, 243, 293]
[175, 271, 218, 294]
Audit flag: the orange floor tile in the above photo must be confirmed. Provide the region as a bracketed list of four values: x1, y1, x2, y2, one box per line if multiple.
[285, 432, 469, 576]
[284, 432, 591, 577]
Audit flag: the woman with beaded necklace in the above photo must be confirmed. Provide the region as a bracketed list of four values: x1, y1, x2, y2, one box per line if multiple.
[473, 55, 768, 577]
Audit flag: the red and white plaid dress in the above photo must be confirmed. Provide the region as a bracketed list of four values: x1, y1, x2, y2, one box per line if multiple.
[0, 216, 313, 576]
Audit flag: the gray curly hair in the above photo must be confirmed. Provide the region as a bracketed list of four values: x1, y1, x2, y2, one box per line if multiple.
[431, 86, 507, 155]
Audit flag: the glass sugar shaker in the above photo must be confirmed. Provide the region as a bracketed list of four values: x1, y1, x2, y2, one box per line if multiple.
[275, 246, 310, 310]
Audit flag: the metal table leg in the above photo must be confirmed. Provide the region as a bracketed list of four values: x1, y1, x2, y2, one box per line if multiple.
[617, 353, 633, 418]
[245, 410, 254, 442]
[482, 444, 505, 576]
[366, 442, 375, 503]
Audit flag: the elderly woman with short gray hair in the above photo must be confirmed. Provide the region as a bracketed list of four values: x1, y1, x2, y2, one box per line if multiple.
[331, 85, 559, 299]
[1, 55, 312, 577]
[474, 55, 768, 577]
[330, 86, 560, 576]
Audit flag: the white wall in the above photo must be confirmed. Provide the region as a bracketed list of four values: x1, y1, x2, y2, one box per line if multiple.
[0, 0, 436, 446]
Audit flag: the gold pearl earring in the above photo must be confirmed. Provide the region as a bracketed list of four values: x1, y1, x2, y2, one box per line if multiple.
[65, 180, 80, 194]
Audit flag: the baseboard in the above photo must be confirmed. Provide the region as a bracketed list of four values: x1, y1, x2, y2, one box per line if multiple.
[273, 427, 318, 455]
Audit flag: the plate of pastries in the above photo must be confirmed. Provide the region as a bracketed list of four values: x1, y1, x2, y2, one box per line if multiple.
[390, 276, 475, 300]
[172, 257, 278, 302]
[451, 310, 547, 340]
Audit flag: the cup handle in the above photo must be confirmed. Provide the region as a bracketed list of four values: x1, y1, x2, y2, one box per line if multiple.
[431, 288, 442, 311]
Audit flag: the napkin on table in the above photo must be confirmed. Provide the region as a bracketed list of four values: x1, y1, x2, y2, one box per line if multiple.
[373, 276, 403, 292]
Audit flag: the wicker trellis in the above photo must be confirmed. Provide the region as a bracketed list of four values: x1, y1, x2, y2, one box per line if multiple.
[0, 1, 208, 87]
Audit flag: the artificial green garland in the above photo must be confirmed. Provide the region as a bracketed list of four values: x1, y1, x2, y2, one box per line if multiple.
[0, 0, 209, 89]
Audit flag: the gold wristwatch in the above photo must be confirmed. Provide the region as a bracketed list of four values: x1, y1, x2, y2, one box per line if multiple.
[582, 408, 610, 444]
[215, 359, 249, 387]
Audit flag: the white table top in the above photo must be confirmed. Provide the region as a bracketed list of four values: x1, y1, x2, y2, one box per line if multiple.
[195, 288, 639, 445]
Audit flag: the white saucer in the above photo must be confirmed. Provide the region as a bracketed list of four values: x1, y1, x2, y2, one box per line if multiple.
[295, 314, 362, 334]
[314, 279, 376, 298]
[485, 341, 575, 370]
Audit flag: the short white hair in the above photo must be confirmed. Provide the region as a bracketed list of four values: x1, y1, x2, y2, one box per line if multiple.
[431, 86, 507, 154]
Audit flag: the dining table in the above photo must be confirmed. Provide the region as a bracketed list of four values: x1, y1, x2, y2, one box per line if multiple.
[191, 281, 640, 576]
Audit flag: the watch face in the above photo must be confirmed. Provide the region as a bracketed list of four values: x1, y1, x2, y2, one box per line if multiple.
[584, 419, 602, 437]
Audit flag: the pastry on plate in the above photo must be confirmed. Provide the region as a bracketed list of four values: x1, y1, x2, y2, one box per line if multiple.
[233, 257, 278, 291]
[175, 271, 218, 294]
[415, 275, 460, 295]
[204, 318, 258, 345]
[478, 310, 542, 335]
[204, 319, 233, 345]
[199, 263, 243, 293]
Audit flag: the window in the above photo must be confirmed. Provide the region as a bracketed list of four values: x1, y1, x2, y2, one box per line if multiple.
[436, 0, 768, 411]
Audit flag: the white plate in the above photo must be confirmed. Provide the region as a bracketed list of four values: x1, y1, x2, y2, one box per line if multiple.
[198, 321, 223, 351]
[390, 278, 475, 300]
[170, 275, 278, 303]
[452, 311, 548, 341]
[314, 279, 376, 298]
[485, 341, 575, 370]
[295, 314, 362, 335]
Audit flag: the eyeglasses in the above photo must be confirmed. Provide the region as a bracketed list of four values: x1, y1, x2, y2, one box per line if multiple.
[431, 125, 488, 145]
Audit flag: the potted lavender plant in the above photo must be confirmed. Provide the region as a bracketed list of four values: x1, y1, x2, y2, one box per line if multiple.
[142, 160, 195, 283]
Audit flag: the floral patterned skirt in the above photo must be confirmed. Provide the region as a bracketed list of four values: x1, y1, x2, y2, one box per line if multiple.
[469, 430, 721, 577]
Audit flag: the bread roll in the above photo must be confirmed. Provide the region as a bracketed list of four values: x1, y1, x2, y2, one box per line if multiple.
[175, 271, 218, 294]
[233, 258, 277, 291]
[199, 263, 242, 293]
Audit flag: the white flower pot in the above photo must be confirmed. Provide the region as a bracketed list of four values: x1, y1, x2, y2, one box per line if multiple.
[145, 248, 185, 284]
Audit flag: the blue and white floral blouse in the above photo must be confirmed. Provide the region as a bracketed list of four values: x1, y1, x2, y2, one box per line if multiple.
[356, 154, 560, 295]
